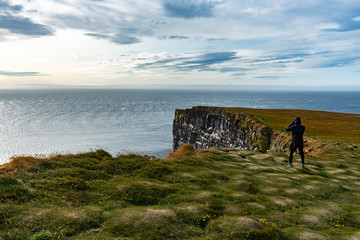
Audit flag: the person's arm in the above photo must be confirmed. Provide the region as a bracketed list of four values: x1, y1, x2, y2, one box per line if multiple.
[286, 121, 295, 131]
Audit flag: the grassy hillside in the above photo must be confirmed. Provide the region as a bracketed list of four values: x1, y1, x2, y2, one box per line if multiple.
[223, 107, 360, 144]
[1, 142, 360, 240]
[1, 108, 360, 239]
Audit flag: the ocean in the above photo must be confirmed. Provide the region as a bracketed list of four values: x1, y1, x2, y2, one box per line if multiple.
[0, 89, 359, 164]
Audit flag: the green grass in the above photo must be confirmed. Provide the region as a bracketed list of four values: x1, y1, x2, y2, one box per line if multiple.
[1, 145, 360, 239]
[220, 107, 360, 144]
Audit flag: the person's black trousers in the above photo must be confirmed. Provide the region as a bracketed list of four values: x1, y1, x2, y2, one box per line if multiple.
[289, 140, 304, 164]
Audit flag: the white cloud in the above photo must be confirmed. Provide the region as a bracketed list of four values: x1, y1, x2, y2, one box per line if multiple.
[353, 16, 360, 22]
[1, 0, 360, 86]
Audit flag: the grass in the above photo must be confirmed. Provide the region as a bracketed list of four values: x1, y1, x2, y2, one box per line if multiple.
[1, 108, 359, 239]
[0, 143, 360, 239]
[220, 107, 360, 144]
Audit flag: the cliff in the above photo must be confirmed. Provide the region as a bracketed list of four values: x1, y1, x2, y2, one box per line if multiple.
[172, 106, 343, 154]
[173, 106, 274, 152]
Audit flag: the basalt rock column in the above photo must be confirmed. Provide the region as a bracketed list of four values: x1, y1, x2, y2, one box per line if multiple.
[173, 106, 273, 153]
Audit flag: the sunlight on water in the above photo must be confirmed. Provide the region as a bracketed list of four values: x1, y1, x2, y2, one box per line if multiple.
[0, 89, 359, 164]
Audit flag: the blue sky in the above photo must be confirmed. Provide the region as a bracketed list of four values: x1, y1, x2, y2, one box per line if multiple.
[0, 0, 359, 88]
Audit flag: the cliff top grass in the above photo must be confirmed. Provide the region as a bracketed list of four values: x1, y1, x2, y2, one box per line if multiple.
[214, 107, 360, 144]
[1, 143, 360, 240]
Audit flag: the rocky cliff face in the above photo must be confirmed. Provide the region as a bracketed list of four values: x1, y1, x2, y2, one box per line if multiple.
[173, 106, 275, 152]
[173, 106, 325, 155]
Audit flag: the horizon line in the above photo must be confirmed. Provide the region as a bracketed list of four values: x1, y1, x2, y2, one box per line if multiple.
[0, 84, 360, 91]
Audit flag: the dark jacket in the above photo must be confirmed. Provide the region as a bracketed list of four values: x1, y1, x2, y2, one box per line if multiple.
[286, 117, 305, 142]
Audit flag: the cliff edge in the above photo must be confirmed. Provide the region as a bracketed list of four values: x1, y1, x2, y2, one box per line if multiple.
[172, 106, 358, 154]
[173, 106, 274, 153]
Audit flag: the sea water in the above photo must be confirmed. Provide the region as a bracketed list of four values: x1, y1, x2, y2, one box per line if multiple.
[0, 89, 359, 164]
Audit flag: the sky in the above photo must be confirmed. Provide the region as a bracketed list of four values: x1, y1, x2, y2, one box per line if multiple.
[0, 0, 360, 88]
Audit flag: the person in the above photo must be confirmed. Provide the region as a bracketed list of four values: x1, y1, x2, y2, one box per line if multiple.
[286, 116, 305, 168]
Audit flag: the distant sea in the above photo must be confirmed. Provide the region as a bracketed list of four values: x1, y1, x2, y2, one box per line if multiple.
[0, 89, 359, 164]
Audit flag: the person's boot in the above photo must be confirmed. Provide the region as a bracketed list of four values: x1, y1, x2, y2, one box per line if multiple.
[287, 163, 293, 168]
[301, 163, 305, 169]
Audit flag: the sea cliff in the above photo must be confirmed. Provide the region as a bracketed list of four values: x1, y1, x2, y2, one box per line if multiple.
[172, 106, 359, 155]
[173, 106, 273, 152]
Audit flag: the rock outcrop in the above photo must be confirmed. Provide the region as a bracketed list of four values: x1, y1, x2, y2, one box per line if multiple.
[173, 106, 323, 154]
[173, 106, 275, 152]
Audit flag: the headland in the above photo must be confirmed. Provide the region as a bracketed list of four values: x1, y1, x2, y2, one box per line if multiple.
[1, 107, 360, 239]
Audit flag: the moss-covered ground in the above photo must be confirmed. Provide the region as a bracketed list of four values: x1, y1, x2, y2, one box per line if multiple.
[1, 141, 360, 240]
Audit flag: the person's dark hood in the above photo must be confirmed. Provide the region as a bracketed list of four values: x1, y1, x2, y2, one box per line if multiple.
[294, 117, 301, 125]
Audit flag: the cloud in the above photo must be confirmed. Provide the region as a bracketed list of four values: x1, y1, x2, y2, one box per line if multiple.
[85, 33, 141, 45]
[310, 56, 360, 68]
[182, 52, 238, 65]
[219, 67, 249, 72]
[325, 17, 360, 32]
[135, 51, 238, 72]
[0, 14, 53, 36]
[207, 38, 227, 41]
[0, 1, 53, 37]
[251, 53, 310, 63]
[0, 0, 23, 13]
[160, 35, 189, 40]
[353, 16, 360, 22]
[45, 1, 159, 45]
[0, 71, 45, 76]
[163, 0, 219, 19]
[231, 73, 246, 76]
[255, 76, 282, 80]
[1, 0, 360, 86]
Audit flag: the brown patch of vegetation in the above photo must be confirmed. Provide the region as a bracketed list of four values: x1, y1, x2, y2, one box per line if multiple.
[272, 198, 296, 206]
[213, 216, 263, 230]
[223, 205, 242, 215]
[22, 209, 52, 223]
[326, 169, 346, 174]
[248, 202, 266, 209]
[285, 188, 300, 195]
[196, 191, 212, 199]
[58, 209, 89, 220]
[303, 138, 327, 157]
[303, 185, 319, 191]
[140, 209, 175, 223]
[248, 166, 271, 171]
[180, 173, 196, 179]
[338, 175, 358, 180]
[299, 231, 326, 240]
[251, 154, 272, 159]
[274, 157, 286, 162]
[0, 156, 46, 174]
[290, 175, 310, 180]
[314, 208, 332, 217]
[261, 187, 278, 193]
[220, 162, 242, 168]
[167, 143, 196, 159]
[303, 215, 321, 224]
[231, 192, 251, 201]
[236, 217, 263, 228]
[181, 205, 199, 214]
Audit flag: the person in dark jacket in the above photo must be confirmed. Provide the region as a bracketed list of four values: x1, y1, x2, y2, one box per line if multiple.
[286, 116, 305, 168]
